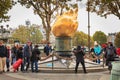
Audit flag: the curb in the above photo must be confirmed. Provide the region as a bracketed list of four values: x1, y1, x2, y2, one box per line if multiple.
[39, 67, 108, 73]
[5, 67, 109, 80]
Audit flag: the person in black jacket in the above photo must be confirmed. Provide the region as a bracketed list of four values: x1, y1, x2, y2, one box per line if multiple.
[16, 46, 24, 71]
[73, 45, 87, 73]
[44, 42, 51, 56]
[23, 41, 33, 72]
[11, 43, 19, 65]
[0, 40, 7, 73]
[31, 45, 41, 72]
[104, 42, 116, 72]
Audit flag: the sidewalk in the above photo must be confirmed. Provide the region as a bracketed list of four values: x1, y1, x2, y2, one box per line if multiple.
[2, 57, 110, 80]
[4, 71, 110, 80]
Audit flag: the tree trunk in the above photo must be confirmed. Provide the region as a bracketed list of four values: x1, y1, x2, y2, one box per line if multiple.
[45, 29, 51, 42]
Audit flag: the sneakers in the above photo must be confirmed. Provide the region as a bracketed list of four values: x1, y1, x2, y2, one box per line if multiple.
[7, 69, 10, 72]
[84, 72, 88, 74]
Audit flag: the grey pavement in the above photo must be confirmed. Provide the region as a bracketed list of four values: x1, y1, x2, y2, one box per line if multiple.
[0, 73, 23, 80]
[0, 57, 110, 80]
[2, 71, 110, 80]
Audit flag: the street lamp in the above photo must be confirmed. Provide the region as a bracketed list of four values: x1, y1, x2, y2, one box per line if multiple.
[87, 0, 90, 53]
[25, 19, 31, 41]
[0, 25, 10, 43]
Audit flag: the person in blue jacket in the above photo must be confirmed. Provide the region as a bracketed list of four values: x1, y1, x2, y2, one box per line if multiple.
[94, 41, 102, 64]
[44, 42, 52, 56]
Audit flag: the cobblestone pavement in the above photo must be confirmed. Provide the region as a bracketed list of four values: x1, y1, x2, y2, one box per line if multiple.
[2, 71, 110, 80]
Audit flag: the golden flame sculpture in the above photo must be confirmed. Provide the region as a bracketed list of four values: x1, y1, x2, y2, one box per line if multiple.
[52, 9, 78, 37]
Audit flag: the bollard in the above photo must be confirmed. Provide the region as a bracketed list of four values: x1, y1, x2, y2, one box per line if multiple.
[110, 61, 120, 80]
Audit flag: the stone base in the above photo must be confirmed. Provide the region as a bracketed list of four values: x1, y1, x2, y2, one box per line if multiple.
[56, 51, 72, 58]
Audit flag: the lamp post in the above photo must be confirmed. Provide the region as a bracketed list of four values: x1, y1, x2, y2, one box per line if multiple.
[25, 19, 31, 41]
[31, 27, 36, 44]
[87, 0, 90, 53]
[77, 0, 90, 53]
[0, 25, 10, 43]
[108, 33, 116, 45]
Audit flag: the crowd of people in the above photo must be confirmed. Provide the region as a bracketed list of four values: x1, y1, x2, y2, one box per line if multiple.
[0, 40, 52, 74]
[90, 41, 117, 72]
[0, 39, 118, 74]
[73, 41, 118, 74]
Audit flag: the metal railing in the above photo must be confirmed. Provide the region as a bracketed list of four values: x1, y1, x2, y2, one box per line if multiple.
[38, 51, 106, 70]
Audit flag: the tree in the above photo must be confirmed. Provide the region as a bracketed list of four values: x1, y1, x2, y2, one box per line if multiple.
[72, 31, 93, 47]
[0, 0, 15, 22]
[12, 25, 43, 44]
[115, 32, 120, 48]
[18, 0, 77, 41]
[93, 31, 107, 45]
[87, 0, 120, 19]
[30, 25, 43, 44]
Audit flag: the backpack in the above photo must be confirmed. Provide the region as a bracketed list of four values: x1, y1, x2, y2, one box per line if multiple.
[107, 47, 115, 56]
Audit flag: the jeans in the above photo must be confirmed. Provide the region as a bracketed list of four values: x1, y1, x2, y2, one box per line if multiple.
[97, 59, 100, 64]
[6, 58, 10, 70]
[31, 60, 38, 72]
[96, 53, 101, 64]
[23, 57, 30, 71]
[75, 61, 87, 73]
[11, 57, 16, 65]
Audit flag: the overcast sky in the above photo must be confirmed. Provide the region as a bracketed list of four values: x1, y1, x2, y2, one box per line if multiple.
[1, 1, 120, 36]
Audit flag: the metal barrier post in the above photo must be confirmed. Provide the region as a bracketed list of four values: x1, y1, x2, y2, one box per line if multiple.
[52, 51, 54, 69]
[103, 53, 105, 68]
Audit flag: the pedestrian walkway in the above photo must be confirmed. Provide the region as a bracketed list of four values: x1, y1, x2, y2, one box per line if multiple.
[4, 71, 110, 80]
[1, 56, 110, 80]
[0, 73, 23, 80]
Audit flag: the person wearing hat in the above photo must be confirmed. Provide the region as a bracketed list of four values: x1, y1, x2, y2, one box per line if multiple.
[0, 40, 7, 73]
[73, 45, 87, 73]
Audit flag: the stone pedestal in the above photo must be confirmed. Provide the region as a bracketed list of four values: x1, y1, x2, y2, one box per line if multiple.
[55, 37, 72, 57]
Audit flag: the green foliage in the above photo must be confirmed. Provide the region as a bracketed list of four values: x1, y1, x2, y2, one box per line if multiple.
[12, 25, 43, 44]
[72, 31, 93, 47]
[0, 0, 15, 22]
[18, 0, 77, 41]
[30, 25, 43, 44]
[115, 32, 120, 48]
[93, 31, 107, 45]
[87, 0, 120, 19]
